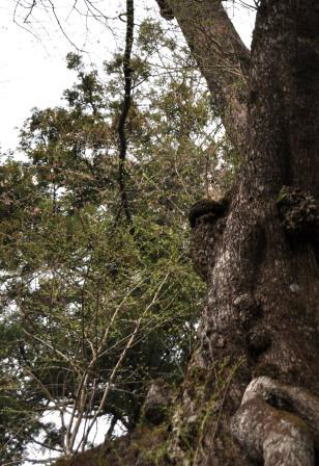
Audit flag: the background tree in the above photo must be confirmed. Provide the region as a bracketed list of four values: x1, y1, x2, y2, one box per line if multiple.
[0, 11, 232, 463]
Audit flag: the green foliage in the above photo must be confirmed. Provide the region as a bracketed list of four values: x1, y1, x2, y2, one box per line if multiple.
[0, 18, 232, 462]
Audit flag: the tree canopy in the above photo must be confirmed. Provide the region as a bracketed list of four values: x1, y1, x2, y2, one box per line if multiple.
[0, 12, 234, 463]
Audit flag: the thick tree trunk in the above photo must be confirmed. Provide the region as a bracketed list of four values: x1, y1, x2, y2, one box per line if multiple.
[171, 1, 319, 465]
[55, 1, 319, 464]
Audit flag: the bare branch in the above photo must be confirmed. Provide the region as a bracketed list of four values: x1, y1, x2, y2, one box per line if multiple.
[46, 0, 85, 51]
[81, 272, 170, 448]
[23, 0, 37, 23]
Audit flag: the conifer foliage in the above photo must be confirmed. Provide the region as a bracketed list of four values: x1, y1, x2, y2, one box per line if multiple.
[0, 17, 228, 462]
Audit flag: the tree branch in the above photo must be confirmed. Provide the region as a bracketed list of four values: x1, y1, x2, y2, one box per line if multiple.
[156, 0, 250, 154]
[117, 0, 134, 224]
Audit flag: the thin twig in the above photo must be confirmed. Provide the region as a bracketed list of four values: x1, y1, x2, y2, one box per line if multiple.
[81, 271, 170, 448]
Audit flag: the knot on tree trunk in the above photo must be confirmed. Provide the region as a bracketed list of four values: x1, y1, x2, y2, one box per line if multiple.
[188, 199, 228, 281]
[232, 376, 319, 466]
[277, 186, 319, 238]
[142, 379, 173, 426]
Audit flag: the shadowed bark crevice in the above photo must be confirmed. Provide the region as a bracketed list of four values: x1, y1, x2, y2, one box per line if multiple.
[277, 186, 319, 240]
[189, 198, 229, 282]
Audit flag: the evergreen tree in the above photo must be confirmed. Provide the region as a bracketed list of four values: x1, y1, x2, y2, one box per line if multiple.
[0, 18, 228, 462]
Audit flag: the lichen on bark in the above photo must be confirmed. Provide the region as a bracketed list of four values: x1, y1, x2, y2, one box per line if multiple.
[232, 376, 319, 466]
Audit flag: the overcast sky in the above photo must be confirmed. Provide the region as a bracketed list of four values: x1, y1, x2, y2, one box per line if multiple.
[0, 0, 122, 151]
[0, 1, 256, 153]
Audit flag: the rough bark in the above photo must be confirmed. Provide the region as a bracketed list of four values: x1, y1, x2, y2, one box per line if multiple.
[232, 376, 319, 465]
[55, 1, 319, 465]
[174, 1, 319, 464]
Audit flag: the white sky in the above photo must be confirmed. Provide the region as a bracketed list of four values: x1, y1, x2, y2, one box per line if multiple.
[0, 0, 123, 152]
[0, 0, 256, 152]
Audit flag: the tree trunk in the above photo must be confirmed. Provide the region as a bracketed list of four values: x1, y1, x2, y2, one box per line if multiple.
[55, 1, 319, 464]
[170, 1, 319, 465]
